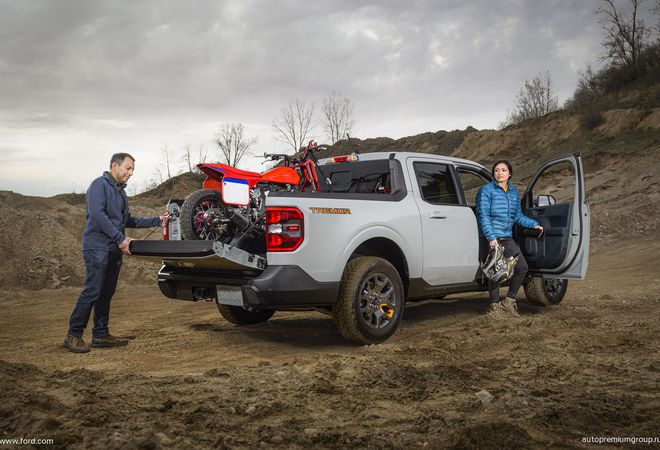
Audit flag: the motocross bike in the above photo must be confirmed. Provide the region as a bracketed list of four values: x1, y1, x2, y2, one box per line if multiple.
[179, 140, 330, 248]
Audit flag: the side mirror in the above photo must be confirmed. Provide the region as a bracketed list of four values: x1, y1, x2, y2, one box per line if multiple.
[535, 194, 556, 207]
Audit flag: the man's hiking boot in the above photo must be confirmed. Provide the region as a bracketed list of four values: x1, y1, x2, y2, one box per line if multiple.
[502, 297, 521, 318]
[91, 334, 128, 348]
[487, 302, 507, 320]
[63, 335, 90, 353]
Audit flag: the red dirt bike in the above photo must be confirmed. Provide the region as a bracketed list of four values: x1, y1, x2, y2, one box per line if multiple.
[179, 140, 329, 245]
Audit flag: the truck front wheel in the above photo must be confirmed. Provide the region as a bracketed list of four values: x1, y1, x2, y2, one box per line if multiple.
[334, 257, 405, 344]
[523, 277, 568, 306]
[216, 304, 275, 325]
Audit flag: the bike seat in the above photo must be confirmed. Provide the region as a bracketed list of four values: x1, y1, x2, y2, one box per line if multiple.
[201, 163, 261, 179]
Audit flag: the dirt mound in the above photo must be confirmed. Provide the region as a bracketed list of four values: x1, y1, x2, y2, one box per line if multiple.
[638, 107, 660, 129]
[50, 193, 86, 206]
[132, 172, 205, 206]
[448, 109, 660, 243]
[325, 127, 477, 158]
[0, 189, 170, 290]
[596, 108, 648, 135]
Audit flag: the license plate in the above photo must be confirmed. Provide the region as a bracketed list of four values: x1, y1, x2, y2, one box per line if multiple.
[216, 286, 244, 306]
[222, 178, 249, 206]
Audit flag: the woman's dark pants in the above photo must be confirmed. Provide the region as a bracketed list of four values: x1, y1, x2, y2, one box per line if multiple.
[67, 249, 123, 338]
[488, 239, 528, 303]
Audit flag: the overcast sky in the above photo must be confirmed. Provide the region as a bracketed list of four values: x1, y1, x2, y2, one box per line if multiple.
[0, 0, 652, 196]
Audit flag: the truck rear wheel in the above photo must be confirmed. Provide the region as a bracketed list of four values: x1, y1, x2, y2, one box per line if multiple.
[216, 304, 275, 325]
[334, 256, 405, 344]
[523, 277, 568, 306]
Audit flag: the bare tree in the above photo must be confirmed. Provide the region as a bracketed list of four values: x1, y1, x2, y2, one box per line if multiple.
[596, 0, 651, 69]
[182, 145, 193, 173]
[197, 145, 208, 172]
[215, 123, 256, 168]
[501, 71, 559, 127]
[153, 166, 164, 184]
[161, 145, 172, 179]
[181, 144, 210, 173]
[565, 64, 605, 108]
[272, 99, 315, 153]
[321, 92, 355, 144]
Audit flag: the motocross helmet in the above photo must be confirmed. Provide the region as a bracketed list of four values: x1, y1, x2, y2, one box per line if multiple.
[481, 244, 519, 283]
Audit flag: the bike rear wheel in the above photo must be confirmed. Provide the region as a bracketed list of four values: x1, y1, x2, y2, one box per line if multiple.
[180, 189, 233, 241]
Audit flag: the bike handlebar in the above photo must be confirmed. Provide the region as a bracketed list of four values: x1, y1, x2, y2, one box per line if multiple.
[264, 145, 327, 164]
[263, 153, 291, 162]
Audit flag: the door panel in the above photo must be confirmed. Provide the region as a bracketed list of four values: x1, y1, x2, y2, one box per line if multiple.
[518, 153, 589, 279]
[517, 203, 572, 269]
[407, 159, 480, 285]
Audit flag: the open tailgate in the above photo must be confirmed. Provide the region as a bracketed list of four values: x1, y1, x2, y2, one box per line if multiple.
[129, 240, 266, 271]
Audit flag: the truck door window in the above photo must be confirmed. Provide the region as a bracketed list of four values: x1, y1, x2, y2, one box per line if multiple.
[526, 161, 576, 206]
[413, 162, 459, 205]
[458, 170, 490, 206]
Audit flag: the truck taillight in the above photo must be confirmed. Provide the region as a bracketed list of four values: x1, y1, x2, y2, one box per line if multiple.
[327, 154, 359, 164]
[266, 207, 304, 252]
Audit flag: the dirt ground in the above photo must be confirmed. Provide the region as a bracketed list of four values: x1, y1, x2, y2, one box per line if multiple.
[1, 236, 658, 449]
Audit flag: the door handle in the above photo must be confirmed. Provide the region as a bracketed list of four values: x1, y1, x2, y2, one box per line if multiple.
[429, 212, 447, 219]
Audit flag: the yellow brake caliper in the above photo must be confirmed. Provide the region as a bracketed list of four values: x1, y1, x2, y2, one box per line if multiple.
[379, 303, 394, 319]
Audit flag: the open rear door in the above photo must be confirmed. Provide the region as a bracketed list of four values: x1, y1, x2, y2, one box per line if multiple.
[517, 153, 589, 279]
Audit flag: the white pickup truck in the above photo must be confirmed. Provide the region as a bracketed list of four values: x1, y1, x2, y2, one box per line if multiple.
[131, 151, 589, 344]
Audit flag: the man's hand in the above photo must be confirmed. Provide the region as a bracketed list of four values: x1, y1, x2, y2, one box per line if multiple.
[534, 225, 544, 238]
[160, 211, 172, 228]
[489, 239, 498, 249]
[119, 237, 134, 255]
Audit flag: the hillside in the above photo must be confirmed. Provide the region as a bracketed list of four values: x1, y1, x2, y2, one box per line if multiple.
[0, 172, 205, 290]
[1, 90, 659, 449]
[1, 96, 659, 290]
[326, 104, 660, 242]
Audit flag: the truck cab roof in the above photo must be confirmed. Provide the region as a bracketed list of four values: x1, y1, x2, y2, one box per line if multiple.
[319, 151, 487, 172]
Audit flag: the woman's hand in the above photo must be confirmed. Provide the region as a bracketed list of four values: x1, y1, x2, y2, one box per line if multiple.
[489, 239, 498, 249]
[534, 225, 544, 237]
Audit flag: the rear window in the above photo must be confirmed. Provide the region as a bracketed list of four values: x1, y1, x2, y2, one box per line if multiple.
[321, 160, 392, 194]
[413, 162, 460, 205]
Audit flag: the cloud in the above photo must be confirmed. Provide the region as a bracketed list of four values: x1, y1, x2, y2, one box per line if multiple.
[0, 0, 615, 195]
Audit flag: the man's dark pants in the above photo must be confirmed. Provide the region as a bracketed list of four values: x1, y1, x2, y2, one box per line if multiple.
[68, 249, 123, 338]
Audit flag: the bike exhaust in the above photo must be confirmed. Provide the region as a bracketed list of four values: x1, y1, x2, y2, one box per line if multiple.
[224, 206, 252, 231]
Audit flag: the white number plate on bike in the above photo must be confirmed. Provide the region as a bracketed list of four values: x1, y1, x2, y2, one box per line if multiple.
[222, 178, 249, 206]
[216, 286, 244, 306]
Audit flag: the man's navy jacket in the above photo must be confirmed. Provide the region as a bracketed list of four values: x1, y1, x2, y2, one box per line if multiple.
[82, 171, 159, 253]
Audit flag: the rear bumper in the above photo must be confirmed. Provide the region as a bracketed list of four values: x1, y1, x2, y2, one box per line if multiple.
[157, 264, 339, 309]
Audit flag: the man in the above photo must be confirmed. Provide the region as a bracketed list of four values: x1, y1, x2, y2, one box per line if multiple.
[64, 153, 167, 353]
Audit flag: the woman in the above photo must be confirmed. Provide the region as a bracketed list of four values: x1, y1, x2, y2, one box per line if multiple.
[476, 160, 543, 319]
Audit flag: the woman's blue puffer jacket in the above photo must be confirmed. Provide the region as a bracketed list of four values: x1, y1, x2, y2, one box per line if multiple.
[476, 180, 539, 241]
